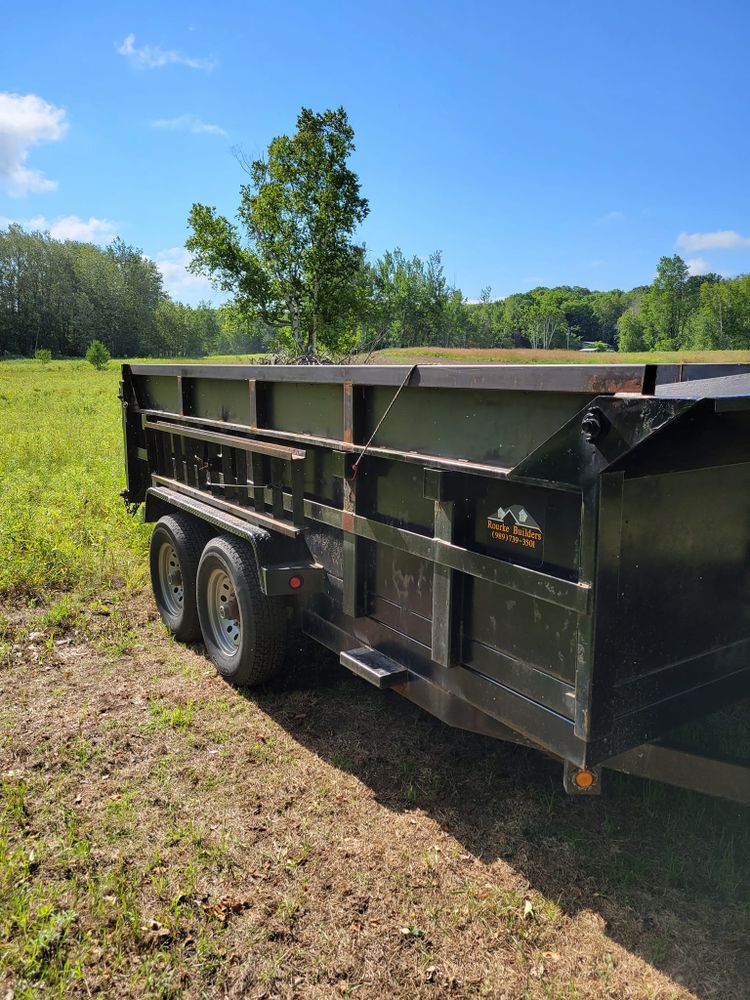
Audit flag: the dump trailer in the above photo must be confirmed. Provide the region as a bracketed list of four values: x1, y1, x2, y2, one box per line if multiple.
[120, 362, 750, 802]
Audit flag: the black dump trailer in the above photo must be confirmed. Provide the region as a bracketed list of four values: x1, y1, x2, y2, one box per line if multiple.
[120, 362, 750, 802]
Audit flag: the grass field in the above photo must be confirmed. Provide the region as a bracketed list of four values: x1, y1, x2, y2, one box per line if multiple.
[1, 356, 749, 1000]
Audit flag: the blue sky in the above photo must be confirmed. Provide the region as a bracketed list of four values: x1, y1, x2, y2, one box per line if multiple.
[2, 1, 749, 305]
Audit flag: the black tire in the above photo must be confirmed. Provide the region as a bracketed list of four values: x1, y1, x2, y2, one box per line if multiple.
[149, 513, 213, 642]
[196, 534, 287, 686]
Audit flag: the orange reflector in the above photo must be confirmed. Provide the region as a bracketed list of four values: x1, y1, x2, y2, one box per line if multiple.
[289, 575, 303, 590]
[574, 769, 595, 789]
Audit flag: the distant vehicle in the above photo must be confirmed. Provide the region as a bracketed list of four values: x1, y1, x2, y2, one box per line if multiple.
[121, 361, 750, 802]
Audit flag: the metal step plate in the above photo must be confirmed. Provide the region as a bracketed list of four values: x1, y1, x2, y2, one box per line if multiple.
[340, 647, 409, 689]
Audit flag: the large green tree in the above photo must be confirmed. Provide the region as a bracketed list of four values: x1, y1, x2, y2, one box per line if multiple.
[187, 107, 369, 356]
[643, 254, 691, 348]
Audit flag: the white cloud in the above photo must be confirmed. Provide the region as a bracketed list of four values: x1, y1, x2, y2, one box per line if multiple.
[155, 247, 221, 305]
[599, 210, 625, 223]
[0, 214, 117, 244]
[0, 92, 68, 197]
[677, 230, 750, 253]
[685, 257, 712, 276]
[116, 34, 217, 71]
[151, 114, 227, 137]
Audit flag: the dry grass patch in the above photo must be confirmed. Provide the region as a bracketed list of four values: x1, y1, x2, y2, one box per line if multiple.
[0, 596, 748, 1000]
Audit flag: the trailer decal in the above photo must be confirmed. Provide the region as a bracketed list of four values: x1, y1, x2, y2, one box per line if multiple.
[487, 504, 544, 562]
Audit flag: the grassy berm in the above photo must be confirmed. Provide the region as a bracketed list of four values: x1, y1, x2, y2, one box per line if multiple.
[0, 358, 748, 1000]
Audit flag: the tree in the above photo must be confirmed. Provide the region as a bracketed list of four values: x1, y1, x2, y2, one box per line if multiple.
[643, 255, 691, 348]
[86, 339, 111, 369]
[526, 295, 567, 349]
[689, 274, 750, 349]
[187, 107, 369, 356]
[360, 248, 464, 349]
[617, 307, 646, 351]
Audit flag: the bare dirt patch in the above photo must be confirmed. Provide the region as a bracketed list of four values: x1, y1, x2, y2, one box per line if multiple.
[1, 595, 748, 999]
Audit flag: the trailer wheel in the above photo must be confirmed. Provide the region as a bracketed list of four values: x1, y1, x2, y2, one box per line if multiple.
[196, 535, 286, 686]
[149, 513, 212, 642]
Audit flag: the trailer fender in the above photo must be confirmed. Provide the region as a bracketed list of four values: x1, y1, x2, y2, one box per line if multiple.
[144, 486, 325, 598]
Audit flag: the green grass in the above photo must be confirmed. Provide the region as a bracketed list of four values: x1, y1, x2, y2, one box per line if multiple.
[0, 360, 150, 598]
[0, 354, 270, 600]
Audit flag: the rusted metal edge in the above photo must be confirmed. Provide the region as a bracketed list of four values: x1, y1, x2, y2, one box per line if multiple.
[145, 419, 305, 461]
[137, 407, 555, 487]
[150, 475, 301, 538]
[125, 362, 648, 394]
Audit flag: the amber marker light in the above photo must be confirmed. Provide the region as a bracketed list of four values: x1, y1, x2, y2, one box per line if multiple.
[574, 769, 595, 789]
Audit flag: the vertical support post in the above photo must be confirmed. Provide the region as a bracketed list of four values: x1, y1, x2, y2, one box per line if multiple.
[290, 459, 306, 528]
[342, 462, 364, 617]
[574, 482, 598, 743]
[221, 446, 235, 502]
[176, 375, 184, 416]
[235, 450, 249, 507]
[341, 376, 364, 619]
[178, 441, 190, 484]
[343, 380, 355, 445]
[247, 452, 266, 511]
[257, 457, 269, 511]
[158, 428, 171, 478]
[170, 433, 178, 479]
[197, 441, 209, 492]
[271, 458, 285, 520]
[248, 379, 258, 430]
[432, 501, 455, 666]
[429, 472, 456, 666]
[574, 472, 624, 747]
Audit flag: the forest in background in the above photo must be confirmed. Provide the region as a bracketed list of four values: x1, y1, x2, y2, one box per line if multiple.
[2, 223, 750, 359]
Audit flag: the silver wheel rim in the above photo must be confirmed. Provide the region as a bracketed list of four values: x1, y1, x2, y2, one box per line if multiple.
[158, 543, 184, 617]
[206, 568, 241, 655]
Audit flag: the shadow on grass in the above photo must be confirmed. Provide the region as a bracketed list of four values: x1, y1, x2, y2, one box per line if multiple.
[242, 639, 750, 1000]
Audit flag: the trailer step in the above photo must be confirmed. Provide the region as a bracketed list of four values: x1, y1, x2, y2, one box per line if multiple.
[340, 647, 409, 689]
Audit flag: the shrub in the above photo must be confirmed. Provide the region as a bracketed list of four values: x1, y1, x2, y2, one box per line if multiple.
[85, 340, 111, 370]
[34, 348, 52, 364]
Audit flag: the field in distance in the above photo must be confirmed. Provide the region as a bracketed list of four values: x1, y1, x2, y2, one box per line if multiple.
[112, 348, 750, 365]
[359, 346, 750, 365]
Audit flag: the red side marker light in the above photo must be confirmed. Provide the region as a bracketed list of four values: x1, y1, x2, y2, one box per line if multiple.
[289, 575, 303, 590]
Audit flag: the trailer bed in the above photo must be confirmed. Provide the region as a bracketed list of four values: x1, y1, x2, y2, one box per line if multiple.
[121, 362, 750, 800]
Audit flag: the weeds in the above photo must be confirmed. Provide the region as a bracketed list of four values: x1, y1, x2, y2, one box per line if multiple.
[0, 360, 150, 599]
[148, 701, 194, 731]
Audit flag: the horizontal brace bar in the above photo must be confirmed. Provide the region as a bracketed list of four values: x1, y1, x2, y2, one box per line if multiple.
[603, 743, 750, 805]
[150, 475, 301, 537]
[144, 418, 306, 461]
[136, 406, 580, 489]
[302, 498, 590, 614]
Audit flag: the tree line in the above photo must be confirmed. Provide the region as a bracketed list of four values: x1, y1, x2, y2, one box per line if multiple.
[2, 105, 749, 359]
[0, 225, 265, 359]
